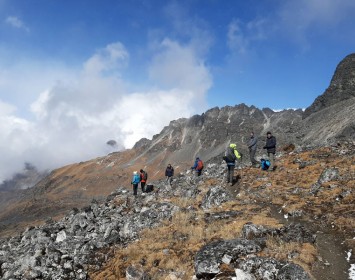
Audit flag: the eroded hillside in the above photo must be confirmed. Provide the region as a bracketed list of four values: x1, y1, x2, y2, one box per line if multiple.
[89, 141, 354, 280]
[0, 142, 353, 279]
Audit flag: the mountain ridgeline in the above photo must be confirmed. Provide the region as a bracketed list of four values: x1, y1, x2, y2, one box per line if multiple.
[0, 53, 354, 238]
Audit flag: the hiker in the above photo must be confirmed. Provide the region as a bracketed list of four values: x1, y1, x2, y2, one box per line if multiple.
[165, 164, 174, 185]
[248, 132, 258, 167]
[139, 169, 148, 192]
[263, 131, 276, 171]
[224, 143, 241, 185]
[191, 157, 204, 176]
[131, 171, 141, 196]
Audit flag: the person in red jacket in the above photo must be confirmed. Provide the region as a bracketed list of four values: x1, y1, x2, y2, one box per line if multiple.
[191, 157, 204, 176]
[140, 169, 148, 192]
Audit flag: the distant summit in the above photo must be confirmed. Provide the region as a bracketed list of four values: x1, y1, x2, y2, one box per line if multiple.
[304, 53, 355, 118]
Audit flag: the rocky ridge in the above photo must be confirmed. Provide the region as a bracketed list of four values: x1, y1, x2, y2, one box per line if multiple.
[304, 53, 355, 118]
[0, 53, 354, 251]
[0, 141, 354, 279]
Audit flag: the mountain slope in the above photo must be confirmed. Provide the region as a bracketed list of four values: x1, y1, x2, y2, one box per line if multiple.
[0, 54, 355, 237]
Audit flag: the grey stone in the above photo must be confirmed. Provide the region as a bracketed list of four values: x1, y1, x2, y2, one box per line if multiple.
[126, 264, 151, 280]
[277, 263, 311, 280]
[201, 186, 233, 209]
[194, 239, 264, 278]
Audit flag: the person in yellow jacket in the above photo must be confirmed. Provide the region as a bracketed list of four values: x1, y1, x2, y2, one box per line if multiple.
[223, 143, 242, 186]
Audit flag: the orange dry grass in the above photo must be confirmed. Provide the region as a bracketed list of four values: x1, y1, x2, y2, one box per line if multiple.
[90, 193, 286, 280]
[262, 236, 318, 270]
[91, 146, 353, 279]
[91, 212, 203, 279]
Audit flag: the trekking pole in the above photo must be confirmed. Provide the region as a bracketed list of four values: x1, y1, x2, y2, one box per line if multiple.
[240, 153, 243, 184]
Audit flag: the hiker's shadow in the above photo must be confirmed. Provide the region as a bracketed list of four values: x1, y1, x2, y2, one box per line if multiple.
[233, 174, 242, 184]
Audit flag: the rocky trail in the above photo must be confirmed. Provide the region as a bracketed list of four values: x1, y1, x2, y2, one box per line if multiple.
[0, 142, 354, 279]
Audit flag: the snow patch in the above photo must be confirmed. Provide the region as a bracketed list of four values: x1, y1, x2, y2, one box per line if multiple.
[346, 249, 352, 262]
[349, 264, 355, 280]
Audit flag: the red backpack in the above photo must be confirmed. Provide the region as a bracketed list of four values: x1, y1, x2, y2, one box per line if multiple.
[197, 160, 204, 170]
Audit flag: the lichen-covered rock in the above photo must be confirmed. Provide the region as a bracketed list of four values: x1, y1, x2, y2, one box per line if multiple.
[237, 257, 311, 280]
[0, 185, 179, 279]
[242, 223, 268, 240]
[201, 186, 233, 209]
[126, 264, 151, 280]
[194, 239, 265, 278]
[310, 167, 340, 194]
[318, 167, 340, 184]
[241, 223, 316, 244]
[277, 263, 311, 280]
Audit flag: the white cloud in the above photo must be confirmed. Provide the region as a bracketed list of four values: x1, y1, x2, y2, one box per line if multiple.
[149, 38, 212, 97]
[226, 0, 355, 54]
[279, 0, 355, 28]
[0, 99, 16, 115]
[83, 42, 129, 75]
[227, 18, 268, 54]
[0, 39, 212, 183]
[275, 0, 355, 48]
[227, 19, 248, 54]
[5, 16, 29, 31]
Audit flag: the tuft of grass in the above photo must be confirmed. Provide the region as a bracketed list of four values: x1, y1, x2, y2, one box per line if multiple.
[262, 236, 317, 270]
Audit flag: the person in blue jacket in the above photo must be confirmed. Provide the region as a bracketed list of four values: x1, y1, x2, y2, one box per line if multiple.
[131, 171, 141, 196]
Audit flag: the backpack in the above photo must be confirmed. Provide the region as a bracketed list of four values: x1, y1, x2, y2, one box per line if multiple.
[197, 160, 203, 171]
[260, 159, 270, 170]
[145, 184, 154, 193]
[224, 147, 237, 162]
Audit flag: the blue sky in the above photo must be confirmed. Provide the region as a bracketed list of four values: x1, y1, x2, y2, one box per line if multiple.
[0, 0, 355, 182]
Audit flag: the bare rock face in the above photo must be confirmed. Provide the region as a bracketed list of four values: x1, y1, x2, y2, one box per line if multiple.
[304, 53, 355, 118]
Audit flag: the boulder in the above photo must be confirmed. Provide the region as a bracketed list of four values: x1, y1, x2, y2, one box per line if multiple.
[201, 186, 233, 210]
[194, 239, 265, 278]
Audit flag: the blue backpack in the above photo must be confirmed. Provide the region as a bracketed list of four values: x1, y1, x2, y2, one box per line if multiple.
[260, 159, 271, 170]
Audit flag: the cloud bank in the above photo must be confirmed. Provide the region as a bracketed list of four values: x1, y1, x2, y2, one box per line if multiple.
[0, 40, 212, 183]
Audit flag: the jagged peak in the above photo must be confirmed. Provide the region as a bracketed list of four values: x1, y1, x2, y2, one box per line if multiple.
[303, 53, 355, 119]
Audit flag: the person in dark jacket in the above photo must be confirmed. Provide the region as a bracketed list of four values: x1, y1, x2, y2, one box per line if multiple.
[131, 171, 141, 196]
[224, 143, 241, 185]
[248, 132, 258, 167]
[263, 131, 276, 171]
[165, 164, 174, 185]
[139, 169, 148, 192]
[191, 157, 203, 176]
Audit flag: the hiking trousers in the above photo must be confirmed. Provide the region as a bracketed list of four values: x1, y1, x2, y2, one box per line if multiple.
[132, 184, 138, 196]
[249, 148, 257, 165]
[226, 164, 235, 183]
[268, 152, 275, 170]
[141, 181, 146, 192]
[166, 176, 173, 185]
